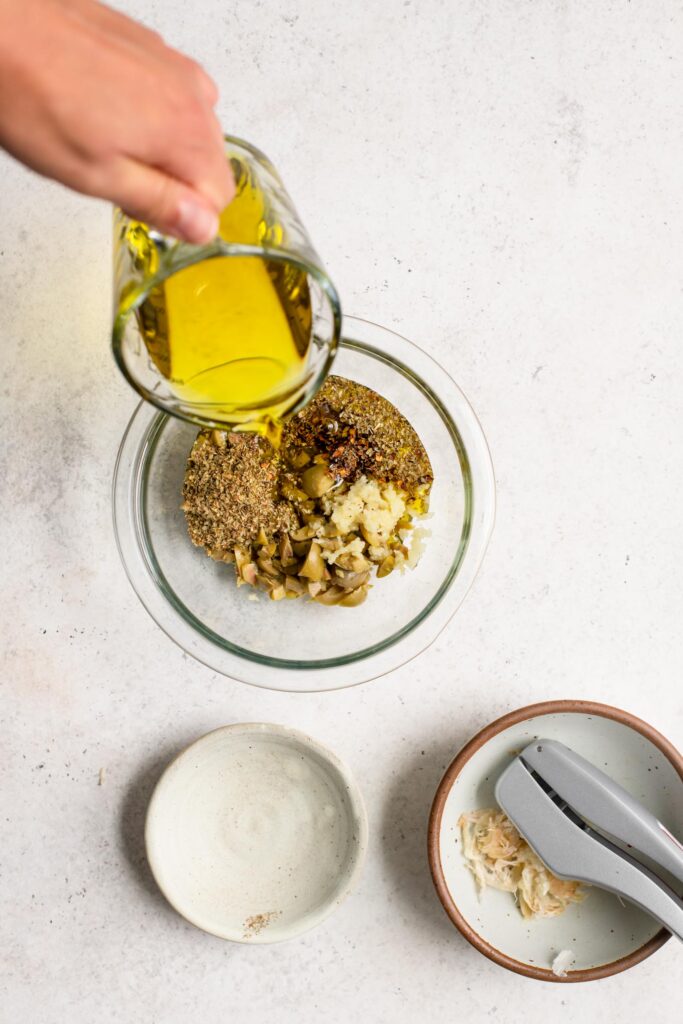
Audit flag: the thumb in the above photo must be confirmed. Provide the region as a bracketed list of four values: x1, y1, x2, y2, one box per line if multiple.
[109, 158, 220, 243]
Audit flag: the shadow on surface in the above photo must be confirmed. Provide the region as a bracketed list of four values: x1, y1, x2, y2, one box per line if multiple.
[380, 718, 486, 950]
[119, 735, 197, 913]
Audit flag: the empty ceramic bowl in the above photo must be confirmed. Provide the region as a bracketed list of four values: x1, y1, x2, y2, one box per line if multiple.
[113, 316, 495, 691]
[428, 700, 683, 981]
[145, 724, 368, 943]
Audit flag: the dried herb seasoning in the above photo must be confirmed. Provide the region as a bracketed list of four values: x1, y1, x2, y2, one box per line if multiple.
[182, 431, 297, 553]
[283, 376, 433, 494]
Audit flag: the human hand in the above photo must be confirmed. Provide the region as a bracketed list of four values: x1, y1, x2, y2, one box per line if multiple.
[0, 0, 234, 242]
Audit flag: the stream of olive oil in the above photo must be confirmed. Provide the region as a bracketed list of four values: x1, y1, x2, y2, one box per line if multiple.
[129, 163, 313, 437]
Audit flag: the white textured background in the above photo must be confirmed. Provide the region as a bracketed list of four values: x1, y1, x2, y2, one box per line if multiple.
[2, 1, 682, 1021]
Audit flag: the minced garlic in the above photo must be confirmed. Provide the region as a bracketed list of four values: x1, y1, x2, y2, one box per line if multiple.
[324, 477, 406, 542]
[320, 535, 366, 566]
[458, 809, 586, 919]
[551, 949, 575, 976]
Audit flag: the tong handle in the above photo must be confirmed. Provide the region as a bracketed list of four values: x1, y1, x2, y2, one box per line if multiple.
[496, 759, 683, 941]
[520, 739, 683, 886]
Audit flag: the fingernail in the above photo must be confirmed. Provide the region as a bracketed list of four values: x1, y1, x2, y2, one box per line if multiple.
[175, 198, 219, 244]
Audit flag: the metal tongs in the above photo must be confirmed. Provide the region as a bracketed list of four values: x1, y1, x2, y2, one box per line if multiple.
[495, 738, 683, 940]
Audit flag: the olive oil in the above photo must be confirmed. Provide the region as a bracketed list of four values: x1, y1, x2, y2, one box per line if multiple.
[126, 160, 313, 432]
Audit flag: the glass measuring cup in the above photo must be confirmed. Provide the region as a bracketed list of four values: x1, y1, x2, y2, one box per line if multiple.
[112, 135, 341, 433]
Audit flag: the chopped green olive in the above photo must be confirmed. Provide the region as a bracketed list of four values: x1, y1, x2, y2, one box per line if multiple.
[298, 541, 326, 582]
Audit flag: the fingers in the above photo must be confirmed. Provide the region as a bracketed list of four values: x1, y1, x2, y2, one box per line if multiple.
[87, 0, 220, 108]
[127, 57, 231, 213]
[109, 157, 221, 243]
[196, 69, 219, 106]
[164, 106, 235, 213]
[83, 5, 233, 215]
[174, 53, 219, 106]
[70, 0, 167, 52]
[6, 0, 234, 232]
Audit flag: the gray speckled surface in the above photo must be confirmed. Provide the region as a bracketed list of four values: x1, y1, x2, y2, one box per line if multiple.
[1, 1, 682, 1020]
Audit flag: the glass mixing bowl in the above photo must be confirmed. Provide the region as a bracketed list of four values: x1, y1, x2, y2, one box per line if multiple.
[112, 317, 495, 691]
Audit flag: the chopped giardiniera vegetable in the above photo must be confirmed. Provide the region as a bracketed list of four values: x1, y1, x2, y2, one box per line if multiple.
[298, 541, 326, 582]
[300, 463, 335, 498]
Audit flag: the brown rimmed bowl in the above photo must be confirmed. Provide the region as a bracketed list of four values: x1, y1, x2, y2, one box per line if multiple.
[428, 699, 683, 982]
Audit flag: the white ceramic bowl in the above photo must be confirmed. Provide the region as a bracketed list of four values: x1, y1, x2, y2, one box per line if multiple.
[428, 700, 683, 982]
[146, 724, 368, 942]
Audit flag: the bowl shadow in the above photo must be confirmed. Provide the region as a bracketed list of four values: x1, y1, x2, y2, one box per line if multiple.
[380, 721, 483, 947]
[118, 735, 198, 916]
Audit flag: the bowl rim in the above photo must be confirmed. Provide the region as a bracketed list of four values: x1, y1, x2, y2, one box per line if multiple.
[427, 699, 683, 983]
[144, 722, 369, 943]
[137, 334, 474, 669]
